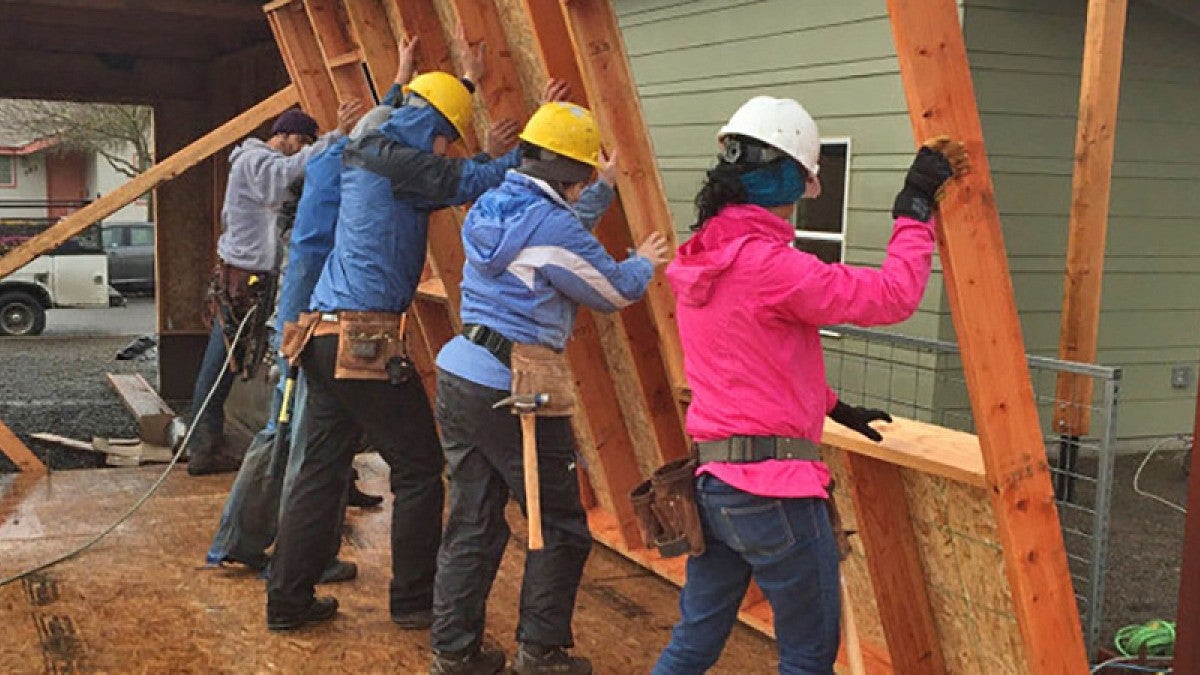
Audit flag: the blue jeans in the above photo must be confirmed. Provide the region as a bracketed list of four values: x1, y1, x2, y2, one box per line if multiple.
[189, 320, 238, 438]
[653, 475, 841, 675]
[206, 373, 312, 565]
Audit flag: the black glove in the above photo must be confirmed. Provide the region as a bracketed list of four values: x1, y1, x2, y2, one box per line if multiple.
[829, 400, 893, 443]
[891, 139, 958, 222]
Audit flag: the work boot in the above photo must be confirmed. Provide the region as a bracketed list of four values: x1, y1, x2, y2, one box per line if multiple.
[187, 446, 244, 476]
[428, 647, 506, 675]
[390, 608, 433, 630]
[266, 596, 338, 632]
[318, 559, 358, 584]
[348, 469, 384, 508]
[511, 644, 592, 674]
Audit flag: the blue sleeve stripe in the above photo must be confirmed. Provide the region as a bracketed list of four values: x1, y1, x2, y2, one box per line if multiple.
[506, 245, 635, 309]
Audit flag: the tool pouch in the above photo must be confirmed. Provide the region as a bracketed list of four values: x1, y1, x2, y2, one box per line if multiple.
[510, 343, 575, 417]
[280, 312, 321, 366]
[630, 479, 663, 549]
[334, 311, 406, 381]
[649, 457, 705, 558]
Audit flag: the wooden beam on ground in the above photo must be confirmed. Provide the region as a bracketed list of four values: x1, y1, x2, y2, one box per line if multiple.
[105, 373, 177, 447]
[302, 0, 376, 105]
[0, 420, 46, 475]
[1053, 0, 1129, 437]
[557, 0, 687, 395]
[343, 0, 400, 96]
[845, 454, 946, 674]
[886, 1, 1089, 672]
[266, 1, 340, 131]
[0, 86, 299, 281]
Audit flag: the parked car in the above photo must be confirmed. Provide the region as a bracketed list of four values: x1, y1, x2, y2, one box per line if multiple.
[0, 221, 110, 336]
[102, 221, 155, 293]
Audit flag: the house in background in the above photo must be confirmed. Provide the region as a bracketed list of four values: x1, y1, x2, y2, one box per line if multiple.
[0, 127, 149, 223]
[614, 0, 1200, 441]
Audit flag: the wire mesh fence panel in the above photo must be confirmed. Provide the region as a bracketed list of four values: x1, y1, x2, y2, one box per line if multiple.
[822, 325, 1121, 657]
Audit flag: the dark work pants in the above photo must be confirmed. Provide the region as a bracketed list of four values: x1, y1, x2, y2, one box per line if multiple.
[430, 368, 592, 654]
[267, 335, 444, 618]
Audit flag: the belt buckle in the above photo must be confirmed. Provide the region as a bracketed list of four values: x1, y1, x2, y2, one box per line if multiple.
[320, 313, 339, 323]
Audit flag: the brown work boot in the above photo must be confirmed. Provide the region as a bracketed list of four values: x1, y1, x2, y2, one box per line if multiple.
[511, 644, 592, 674]
[428, 647, 506, 675]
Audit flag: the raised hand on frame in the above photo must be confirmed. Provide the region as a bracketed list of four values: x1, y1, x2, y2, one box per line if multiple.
[597, 149, 619, 187]
[485, 119, 521, 158]
[336, 100, 365, 136]
[540, 78, 571, 105]
[453, 22, 486, 85]
[636, 232, 671, 269]
[394, 35, 419, 86]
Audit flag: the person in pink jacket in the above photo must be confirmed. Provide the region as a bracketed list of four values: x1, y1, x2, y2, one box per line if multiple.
[652, 97, 968, 674]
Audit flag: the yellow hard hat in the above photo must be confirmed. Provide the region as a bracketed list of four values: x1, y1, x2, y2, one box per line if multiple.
[518, 102, 600, 168]
[403, 71, 473, 140]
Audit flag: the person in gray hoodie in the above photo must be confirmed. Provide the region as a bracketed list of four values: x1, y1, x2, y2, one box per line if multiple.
[186, 101, 362, 476]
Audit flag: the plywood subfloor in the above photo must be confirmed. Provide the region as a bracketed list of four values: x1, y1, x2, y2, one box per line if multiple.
[0, 457, 775, 674]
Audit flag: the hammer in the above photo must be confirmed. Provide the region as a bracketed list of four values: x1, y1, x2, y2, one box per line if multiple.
[493, 392, 550, 550]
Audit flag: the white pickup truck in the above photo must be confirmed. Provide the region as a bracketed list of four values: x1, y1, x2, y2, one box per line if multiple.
[0, 221, 110, 336]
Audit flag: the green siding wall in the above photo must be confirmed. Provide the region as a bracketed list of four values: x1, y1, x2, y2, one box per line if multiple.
[614, 0, 953, 413]
[964, 0, 1200, 437]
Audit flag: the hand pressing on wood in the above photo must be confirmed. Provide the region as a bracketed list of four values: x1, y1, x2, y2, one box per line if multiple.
[394, 35, 419, 86]
[453, 22, 486, 86]
[540, 78, 571, 105]
[636, 232, 671, 269]
[829, 400, 893, 443]
[891, 135, 970, 223]
[336, 100, 365, 136]
[485, 119, 521, 158]
[597, 149, 619, 187]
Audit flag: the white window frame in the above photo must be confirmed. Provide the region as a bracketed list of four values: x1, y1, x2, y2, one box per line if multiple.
[0, 156, 16, 188]
[793, 137, 851, 263]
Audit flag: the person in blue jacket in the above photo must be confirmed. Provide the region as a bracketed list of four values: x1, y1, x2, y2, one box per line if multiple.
[204, 39, 421, 579]
[427, 102, 669, 675]
[266, 44, 544, 631]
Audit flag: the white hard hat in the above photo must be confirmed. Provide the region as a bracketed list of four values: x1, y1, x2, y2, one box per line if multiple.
[717, 96, 821, 176]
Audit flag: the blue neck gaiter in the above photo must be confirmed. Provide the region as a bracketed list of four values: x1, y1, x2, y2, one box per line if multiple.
[739, 160, 806, 207]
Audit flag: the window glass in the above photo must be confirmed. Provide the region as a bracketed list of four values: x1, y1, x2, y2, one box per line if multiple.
[794, 140, 850, 263]
[130, 226, 154, 246]
[0, 156, 14, 187]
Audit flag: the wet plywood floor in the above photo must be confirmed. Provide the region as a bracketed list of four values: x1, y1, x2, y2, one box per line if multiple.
[0, 457, 775, 674]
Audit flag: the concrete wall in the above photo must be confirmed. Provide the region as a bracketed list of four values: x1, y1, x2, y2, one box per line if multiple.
[956, 0, 1200, 437]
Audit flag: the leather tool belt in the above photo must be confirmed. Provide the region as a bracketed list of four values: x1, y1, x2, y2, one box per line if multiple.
[695, 435, 821, 464]
[462, 323, 513, 367]
[281, 310, 412, 383]
[510, 343, 575, 417]
[629, 457, 705, 558]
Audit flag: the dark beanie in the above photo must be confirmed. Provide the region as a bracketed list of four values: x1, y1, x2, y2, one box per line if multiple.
[272, 109, 319, 138]
[518, 143, 593, 185]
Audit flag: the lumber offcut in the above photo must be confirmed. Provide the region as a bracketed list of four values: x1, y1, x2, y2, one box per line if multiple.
[0, 420, 46, 474]
[0, 86, 300, 280]
[105, 374, 177, 447]
[886, 0, 1089, 671]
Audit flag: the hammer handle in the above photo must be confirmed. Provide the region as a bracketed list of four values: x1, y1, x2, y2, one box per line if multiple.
[520, 413, 544, 550]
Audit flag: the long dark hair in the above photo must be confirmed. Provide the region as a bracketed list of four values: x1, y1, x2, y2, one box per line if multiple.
[692, 162, 748, 231]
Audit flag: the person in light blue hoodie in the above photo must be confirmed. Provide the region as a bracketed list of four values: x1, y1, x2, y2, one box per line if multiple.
[428, 102, 669, 675]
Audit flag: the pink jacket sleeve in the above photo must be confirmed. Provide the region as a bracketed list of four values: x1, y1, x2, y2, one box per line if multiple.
[759, 216, 936, 327]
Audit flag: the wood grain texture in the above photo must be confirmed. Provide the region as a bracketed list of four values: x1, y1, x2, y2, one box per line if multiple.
[846, 454, 947, 674]
[886, 1, 1088, 671]
[0, 420, 45, 475]
[1053, 0, 1129, 436]
[266, 2, 339, 130]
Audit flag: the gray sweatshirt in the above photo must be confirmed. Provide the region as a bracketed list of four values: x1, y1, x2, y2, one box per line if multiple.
[216, 133, 338, 271]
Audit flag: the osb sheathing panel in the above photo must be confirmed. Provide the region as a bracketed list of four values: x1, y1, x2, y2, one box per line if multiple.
[0, 460, 777, 673]
[823, 446, 1029, 675]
